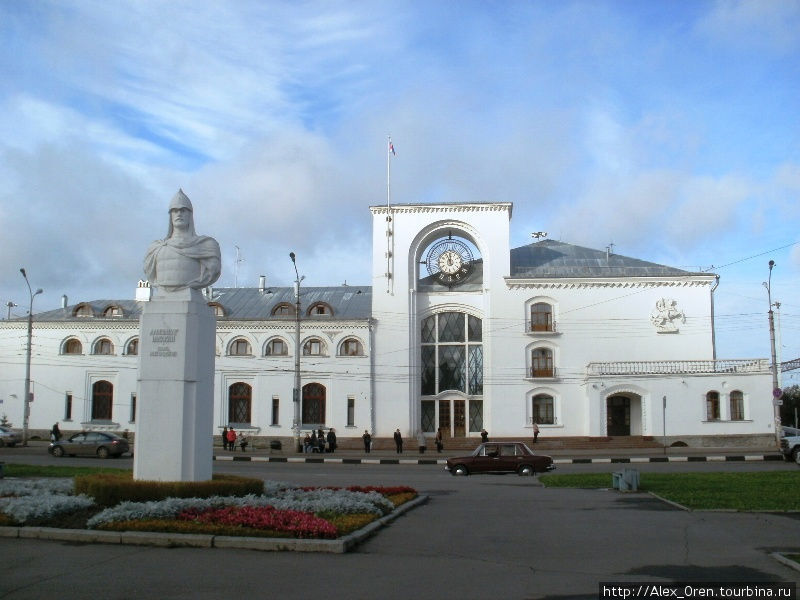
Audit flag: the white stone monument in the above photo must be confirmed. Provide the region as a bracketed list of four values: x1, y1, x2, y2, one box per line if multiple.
[133, 189, 221, 481]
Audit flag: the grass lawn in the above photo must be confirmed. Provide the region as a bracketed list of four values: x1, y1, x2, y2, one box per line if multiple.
[4, 464, 130, 478]
[540, 471, 800, 511]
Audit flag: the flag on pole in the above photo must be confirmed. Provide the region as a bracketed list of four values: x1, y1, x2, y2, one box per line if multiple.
[388, 139, 396, 156]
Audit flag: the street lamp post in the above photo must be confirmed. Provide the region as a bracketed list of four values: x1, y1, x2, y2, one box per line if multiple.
[20, 268, 42, 447]
[290, 252, 305, 452]
[765, 260, 781, 448]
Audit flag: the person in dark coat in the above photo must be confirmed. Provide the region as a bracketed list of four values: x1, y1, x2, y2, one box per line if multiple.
[362, 430, 372, 453]
[327, 428, 337, 453]
[310, 430, 318, 453]
[435, 428, 443, 453]
[393, 428, 403, 454]
[50, 423, 61, 442]
[481, 428, 488, 443]
[317, 428, 326, 453]
[221, 427, 228, 450]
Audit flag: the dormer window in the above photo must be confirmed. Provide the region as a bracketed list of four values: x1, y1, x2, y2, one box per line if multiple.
[307, 302, 333, 317]
[208, 302, 225, 317]
[74, 303, 94, 318]
[272, 303, 295, 317]
[103, 305, 123, 318]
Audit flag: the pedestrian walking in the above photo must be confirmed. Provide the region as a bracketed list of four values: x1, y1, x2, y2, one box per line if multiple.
[435, 428, 444, 453]
[362, 430, 372, 453]
[226, 427, 237, 451]
[481, 428, 488, 443]
[394, 428, 403, 454]
[327, 428, 337, 453]
[533, 421, 540, 444]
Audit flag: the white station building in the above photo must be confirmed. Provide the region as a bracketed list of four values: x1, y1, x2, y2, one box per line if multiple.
[0, 202, 776, 448]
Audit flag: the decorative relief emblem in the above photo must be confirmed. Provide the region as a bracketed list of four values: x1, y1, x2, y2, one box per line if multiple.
[650, 298, 685, 333]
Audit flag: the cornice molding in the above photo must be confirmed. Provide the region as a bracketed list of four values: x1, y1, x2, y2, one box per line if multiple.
[505, 276, 714, 290]
[370, 202, 512, 216]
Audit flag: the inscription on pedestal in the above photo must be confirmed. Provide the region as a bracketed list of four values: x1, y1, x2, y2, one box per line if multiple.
[149, 328, 179, 357]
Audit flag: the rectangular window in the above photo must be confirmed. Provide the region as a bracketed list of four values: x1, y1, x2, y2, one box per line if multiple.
[468, 400, 483, 432]
[64, 393, 73, 420]
[421, 346, 436, 395]
[729, 391, 744, 421]
[271, 396, 280, 425]
[706, 392, 720, 421]
[347, 396, 355, 427]
[129, 393, 136, 423]
[533, 395, 555, 425]
[421, 401, 435, 432]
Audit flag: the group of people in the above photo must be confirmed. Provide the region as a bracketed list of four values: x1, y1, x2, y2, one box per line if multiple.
[303, 428, 337, 453]
[221, 426, 248, 452]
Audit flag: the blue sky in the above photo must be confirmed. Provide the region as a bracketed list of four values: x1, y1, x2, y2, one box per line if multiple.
[1, 0, 798, 380]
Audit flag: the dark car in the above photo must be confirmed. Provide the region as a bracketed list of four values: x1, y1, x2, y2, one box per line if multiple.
[446, 441, 555, 476]
[48, 431, 130, 458]
[0, 425, 23, 447]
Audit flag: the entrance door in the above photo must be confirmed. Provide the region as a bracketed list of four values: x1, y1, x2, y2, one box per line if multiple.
[454, 400, 466, 437]
[439, 400, 451, 439]
[606, 396, 630, 436]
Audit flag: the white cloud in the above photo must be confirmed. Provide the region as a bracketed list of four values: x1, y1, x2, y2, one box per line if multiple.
[697, 0, 800, 53]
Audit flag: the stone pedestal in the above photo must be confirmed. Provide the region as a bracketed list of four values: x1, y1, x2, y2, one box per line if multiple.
[133, 288, 215, 481]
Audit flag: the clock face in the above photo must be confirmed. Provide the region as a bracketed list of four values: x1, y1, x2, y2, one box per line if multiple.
[425, 238, 474, 287]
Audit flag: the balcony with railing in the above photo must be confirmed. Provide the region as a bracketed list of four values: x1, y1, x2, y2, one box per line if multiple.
[586, 359, 770, 377]
[529, 366, 558, 379]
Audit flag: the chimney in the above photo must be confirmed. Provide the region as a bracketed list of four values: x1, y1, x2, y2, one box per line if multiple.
[61, 295, 68, 309]
[259, 275, 266, 293]
[136, 280, 152, 302]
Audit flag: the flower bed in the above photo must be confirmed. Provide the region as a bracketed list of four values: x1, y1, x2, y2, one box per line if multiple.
[0, 478, 418, 540]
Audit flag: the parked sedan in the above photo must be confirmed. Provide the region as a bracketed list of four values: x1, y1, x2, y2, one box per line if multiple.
[446, 442, 555, 476]
[0, 425, 23, 447]
[48, 431, 130, 458]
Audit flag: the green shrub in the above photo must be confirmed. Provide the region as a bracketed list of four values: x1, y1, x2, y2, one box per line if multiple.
[74, 473, 264, 507]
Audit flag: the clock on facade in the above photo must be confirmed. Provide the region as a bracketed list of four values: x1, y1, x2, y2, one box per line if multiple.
[424, 237, 474, 287]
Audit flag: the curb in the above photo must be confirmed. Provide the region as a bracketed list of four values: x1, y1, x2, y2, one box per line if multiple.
[0, 495, 429, 554]
[212, 454, 785, 465]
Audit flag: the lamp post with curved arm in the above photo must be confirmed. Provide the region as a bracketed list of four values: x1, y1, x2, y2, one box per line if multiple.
[20, 268, 42, 447]
[290, 252, 305, 452]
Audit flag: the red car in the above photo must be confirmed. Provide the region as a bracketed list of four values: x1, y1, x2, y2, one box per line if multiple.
[446, 442, 555, 476]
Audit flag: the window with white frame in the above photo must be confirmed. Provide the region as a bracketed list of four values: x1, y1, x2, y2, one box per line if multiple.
[340, 338, 363, 356]
[706, 391, 720, 421]
[303, 338, 324, 356]
[229, 338, 252, 356]
[530, 302, 554, 332]
[93, 338, 114, 355]
[265, 338, 288, 356]
[271, 396, 280, 425]
[729, 390, 744, 421]
[347, 395, 355, 427]
[532, 394, 555, 424]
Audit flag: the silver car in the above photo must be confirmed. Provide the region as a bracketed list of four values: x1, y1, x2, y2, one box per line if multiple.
[48, 431, 130, 458]
[0, 425, 22, 447]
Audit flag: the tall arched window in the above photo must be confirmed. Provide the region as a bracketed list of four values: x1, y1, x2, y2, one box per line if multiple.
[531, 348, 554, 378]
[302, 382, 326, 425]
[706, 391, 720, 421]
[91, 380, 113, 420]
[420, 312, 482, 396]
[532, 394, 554, 424]
[530, 303, 554, 332]
[729, 390, 744, 421]
[228, 382, 252, 424]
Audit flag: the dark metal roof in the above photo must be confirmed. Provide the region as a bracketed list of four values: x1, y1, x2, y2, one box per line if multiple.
[31, 287, 373, 322]
[509, 240, 705, 279]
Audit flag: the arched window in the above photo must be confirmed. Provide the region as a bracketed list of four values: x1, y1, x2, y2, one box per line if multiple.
[91, 380, 113, 420]
[307, 302, 333, 317]
[93, 338, 114, 355]
[103, 305, 123, 318]
[531, 348, 554, 378]
[74, 303, 94, 318]
[729, 390, 744, 421]
[420, 312, 483, 396]
[302, 382, 326, 425]
[530, 302, 554, 332]
[339, 338, 363, 356]
[229, 338, 252, 356]
[303, 338, 325, 356]
[265, 338, 288, 356]
[532, 394, 554, 424]
[706, 391, 720, 421]
[271, 303, 295, 317]
[126, 338, 139, 356]
[228, 382, 252, 424]
[63, 338, 83, 355]
[208, 302, 225, 317]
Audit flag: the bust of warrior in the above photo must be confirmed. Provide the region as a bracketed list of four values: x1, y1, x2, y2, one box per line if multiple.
[143, 189, 221, 293]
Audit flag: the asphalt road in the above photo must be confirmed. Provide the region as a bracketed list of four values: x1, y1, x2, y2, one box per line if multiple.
[1, 449, 799, 600]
